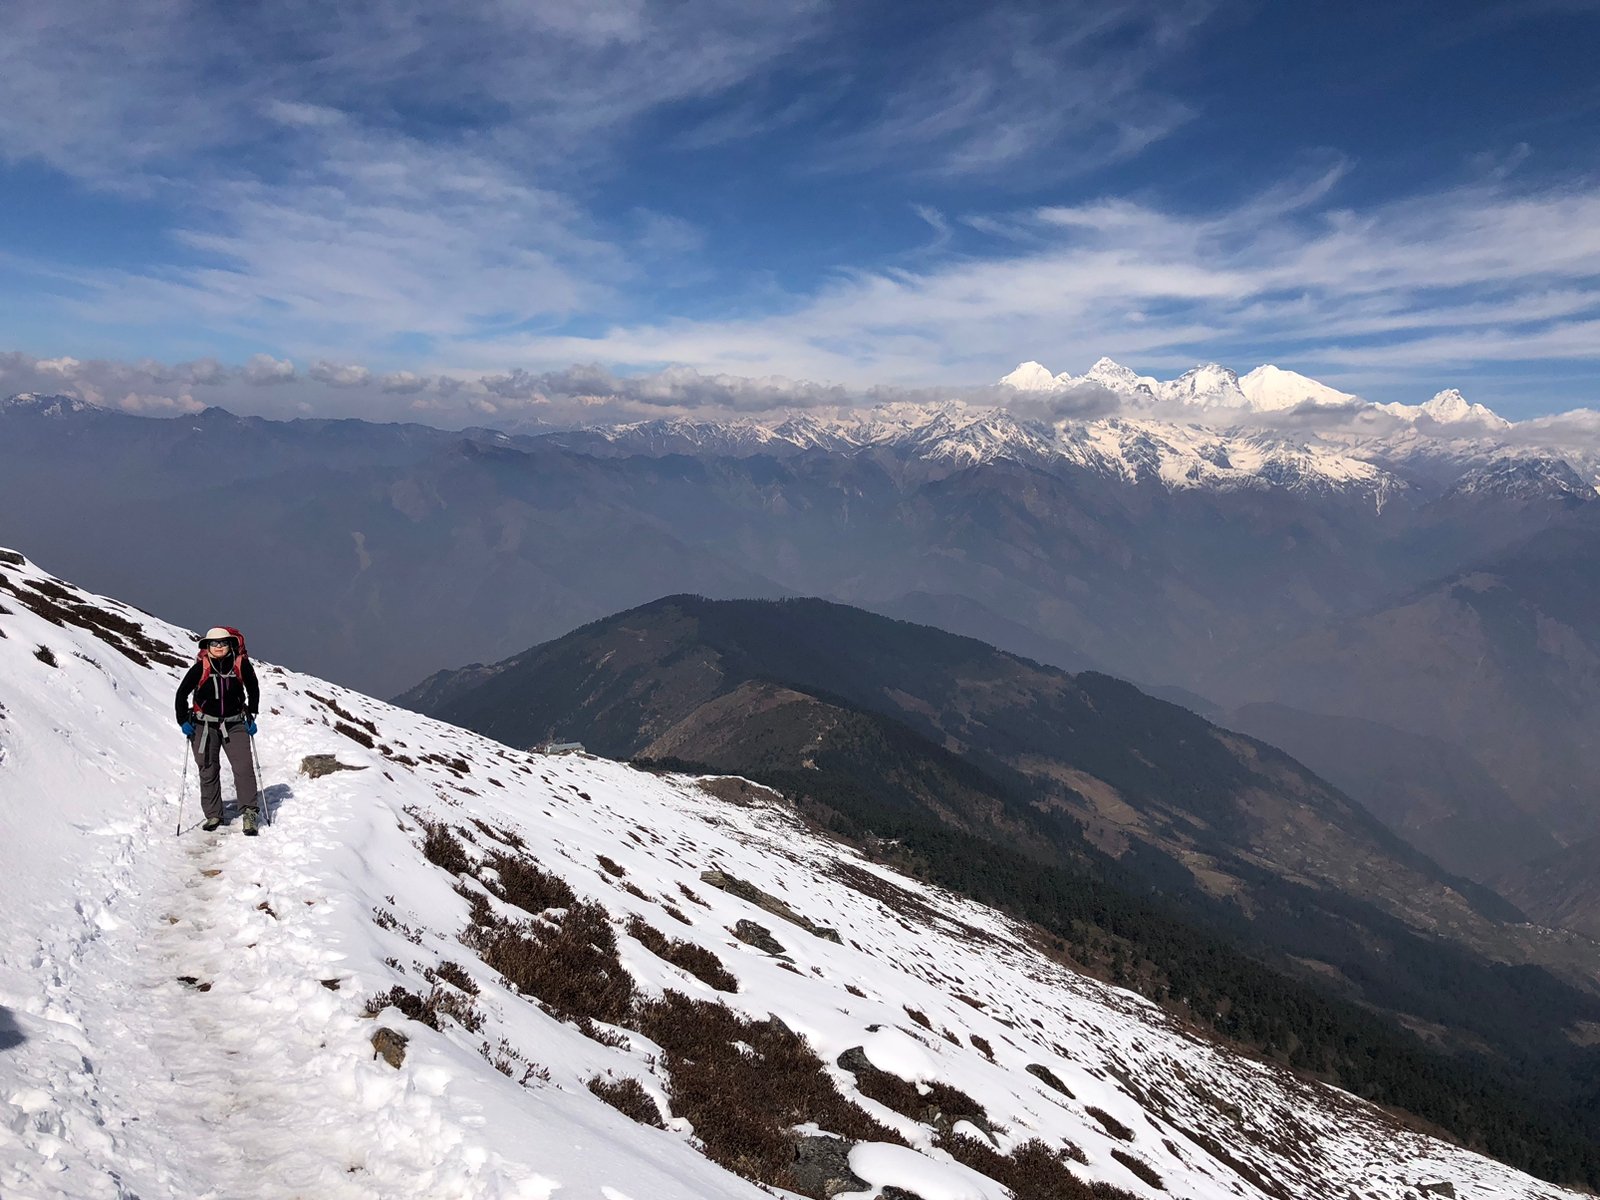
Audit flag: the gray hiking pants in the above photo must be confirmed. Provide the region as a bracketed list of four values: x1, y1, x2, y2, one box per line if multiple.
[190, 721, 258, 821]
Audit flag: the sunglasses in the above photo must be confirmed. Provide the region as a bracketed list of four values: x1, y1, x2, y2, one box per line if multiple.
[200, 639, 233, 649]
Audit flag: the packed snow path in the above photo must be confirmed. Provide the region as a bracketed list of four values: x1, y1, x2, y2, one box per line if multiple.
[0, 548, 1583, 1200]
[2, 723, 563, 1198]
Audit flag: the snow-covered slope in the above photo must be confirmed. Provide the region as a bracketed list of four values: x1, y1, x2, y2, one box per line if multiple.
[0, 549, 1581, 1200]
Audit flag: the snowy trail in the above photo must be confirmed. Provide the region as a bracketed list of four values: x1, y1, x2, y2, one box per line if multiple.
[5, 722, 481, 1199]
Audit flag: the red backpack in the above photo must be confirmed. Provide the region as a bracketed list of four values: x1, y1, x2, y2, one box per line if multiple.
[194, 626, 249, 692]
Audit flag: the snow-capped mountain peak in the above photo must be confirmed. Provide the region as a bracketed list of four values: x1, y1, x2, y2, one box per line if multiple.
[1159, 363, 1246, 408]
[1, 392, 104, 417]
[1378, 388, 1511, 430]
[1081, 357, 1158, 397]
[1238, 364, 1361, 411]
[998, 360, 1069, 391]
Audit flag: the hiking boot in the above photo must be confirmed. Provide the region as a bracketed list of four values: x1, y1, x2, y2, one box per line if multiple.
[201, 817, 221, 832]
[241, 809, 259, 837]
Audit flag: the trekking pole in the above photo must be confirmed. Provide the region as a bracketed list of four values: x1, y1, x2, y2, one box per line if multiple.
[176, 741, 192, 836]
[249, 729, 271, 826]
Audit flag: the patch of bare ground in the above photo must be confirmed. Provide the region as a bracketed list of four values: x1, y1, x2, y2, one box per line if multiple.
[697, 776, 786, 807]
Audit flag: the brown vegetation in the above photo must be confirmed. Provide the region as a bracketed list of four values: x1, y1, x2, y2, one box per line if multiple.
[588, 1075, 665, 1128]
[626, 915, 739, 992]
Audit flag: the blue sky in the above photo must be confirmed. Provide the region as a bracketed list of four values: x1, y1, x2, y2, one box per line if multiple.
[2, 0, 1598, 422]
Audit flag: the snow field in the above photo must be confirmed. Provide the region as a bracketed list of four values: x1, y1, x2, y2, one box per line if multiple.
[0, 549, 1581, 1200]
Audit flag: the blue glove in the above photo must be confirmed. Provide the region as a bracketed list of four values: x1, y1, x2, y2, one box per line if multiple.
[246, 718, 258, 736]
[181, 721, 195, 737]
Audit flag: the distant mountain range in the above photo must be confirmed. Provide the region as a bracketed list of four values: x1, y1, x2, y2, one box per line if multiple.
[1001, 357, 1513, 427]
[3, 377, 1596, 917]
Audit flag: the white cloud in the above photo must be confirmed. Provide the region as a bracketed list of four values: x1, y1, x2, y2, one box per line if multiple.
[456, 175, 1600, 407]
[813, 1, 1210, 179]
[242, 354, 296, 385]
[309, 360, 372, 387]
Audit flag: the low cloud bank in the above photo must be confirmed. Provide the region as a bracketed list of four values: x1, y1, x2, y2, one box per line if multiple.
[3, 350, 1596, 457]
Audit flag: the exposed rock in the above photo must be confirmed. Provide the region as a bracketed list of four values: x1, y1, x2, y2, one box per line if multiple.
[791, 1135, 868, 1198]
[732, 919, 787, 956]
[881, 1188, 929, 1200]
[1418, 1184, 1457, 1199]
[696, 776, 787, 807]
[371, 1026, 408, 1069]
[701, 869, 842, 943]
[1027, 1062, 1075, 1097]
[836, 1046, 873, 1073]
[320, 978, 342, 991]
[301, 754, 368, 779]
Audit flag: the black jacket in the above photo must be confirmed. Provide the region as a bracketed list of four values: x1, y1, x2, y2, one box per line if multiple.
[175, 656, 261, 725]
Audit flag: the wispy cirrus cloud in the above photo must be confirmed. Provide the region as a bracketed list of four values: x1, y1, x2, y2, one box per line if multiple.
[462, 172, 1600, 410]
[811, 1, 1211, 180]
[2, 2, 1598, 421]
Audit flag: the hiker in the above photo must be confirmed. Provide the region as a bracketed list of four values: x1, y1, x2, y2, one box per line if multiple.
[175, 626, 262, 834]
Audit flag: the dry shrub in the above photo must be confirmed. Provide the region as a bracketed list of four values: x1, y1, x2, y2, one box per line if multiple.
[307, 690, 378, 734]
[937, 1135, 1123, 1200]
[597, 854, 626, 877]
[467, 900, 636, 1027]
[970, 1033, 995, 1060]
[841, 1051, 924, 1115]
[588, 1075, 666, 1128]
[480, 1036, 547, 1085]
[364, 984, 483, 1033]
[421, 821, 471, 876]
[1085, 1106, 1135, 1142]
[627, 915, 739, 992]
[335, 720, 375, 748]
[635, 990, 904, 1190]
[454, 882, 494, 928]
[1, 575, 185, 668]
[1110, 1149, 1165, 1190]
[486, 851, 577, 915]
[426, 960, 479, 995]
[903, 1006, 932, 1030]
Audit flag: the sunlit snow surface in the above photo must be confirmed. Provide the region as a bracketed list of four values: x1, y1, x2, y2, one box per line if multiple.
[0, 549, 1578, 1200]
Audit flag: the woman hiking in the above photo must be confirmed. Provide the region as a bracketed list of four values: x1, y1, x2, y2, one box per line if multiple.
[175, 626, 262, 834]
